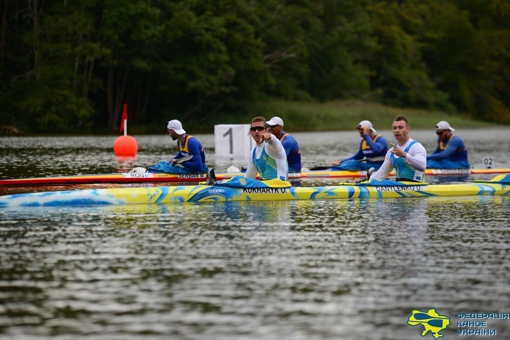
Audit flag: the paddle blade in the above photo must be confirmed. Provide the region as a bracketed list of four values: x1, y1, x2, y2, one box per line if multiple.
[175, 155, 193, 164]
[309, 166, 332, 171]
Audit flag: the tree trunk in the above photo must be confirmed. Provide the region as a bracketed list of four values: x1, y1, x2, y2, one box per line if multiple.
[0, 0, 7, 70]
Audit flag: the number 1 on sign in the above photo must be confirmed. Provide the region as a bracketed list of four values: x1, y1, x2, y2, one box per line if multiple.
[223, 128, 233, 155]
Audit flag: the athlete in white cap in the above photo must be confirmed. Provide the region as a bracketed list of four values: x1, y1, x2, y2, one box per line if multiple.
[332, 120, 389, 171]
[266, 116, 301, 173]
[147, 119, 208, 174]
[427, 121, 470, 169]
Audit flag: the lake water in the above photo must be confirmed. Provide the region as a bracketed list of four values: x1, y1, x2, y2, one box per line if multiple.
[1, 128, 510, 340]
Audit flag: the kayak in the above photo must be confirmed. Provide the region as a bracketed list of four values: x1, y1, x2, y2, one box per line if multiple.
[1, 167, 509, 186]
[1, 174, 508, 208]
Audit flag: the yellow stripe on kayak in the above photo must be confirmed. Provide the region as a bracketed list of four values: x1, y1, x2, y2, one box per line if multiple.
[1, 180, 509, 207]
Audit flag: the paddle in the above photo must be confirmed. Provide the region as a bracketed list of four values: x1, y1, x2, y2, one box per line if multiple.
[310, 157, 385, 171]
[309, 166, 332, 171]
[129, 155, 194, 174]
[175, 154, 193, 164]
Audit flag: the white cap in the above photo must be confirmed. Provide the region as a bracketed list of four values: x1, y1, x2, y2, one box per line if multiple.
[167, 119, 186, 135]
[267, 116, 284, 127]
[436, 121, 455, 131]
[357, 120, 376, 133]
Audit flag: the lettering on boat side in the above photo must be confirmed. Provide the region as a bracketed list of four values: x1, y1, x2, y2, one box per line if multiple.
[242, 188, 289, 194]
[124, 173, 154, 178]
[207, 189, 226, 193]
[431, 169, 470, 175]
[375, 185, 427, 192]
[177, 173, 205, 178]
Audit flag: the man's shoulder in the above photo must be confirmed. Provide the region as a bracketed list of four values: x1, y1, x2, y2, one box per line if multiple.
[282, 133, 298, 143]
[373, 135, 388, 144]
[409, 139, 426, 149]
[188, 135, 203, 143]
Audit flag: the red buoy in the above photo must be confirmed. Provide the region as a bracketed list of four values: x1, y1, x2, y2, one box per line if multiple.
[113, 135, 138, 157]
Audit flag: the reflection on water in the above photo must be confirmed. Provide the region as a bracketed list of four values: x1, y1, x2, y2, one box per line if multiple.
[1, 130, 510, 339]
[1, 197, 510, 339]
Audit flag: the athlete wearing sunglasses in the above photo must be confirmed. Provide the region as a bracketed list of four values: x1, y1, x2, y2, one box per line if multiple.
[427, 121, 470, 169]
[245, 116, 288, 180]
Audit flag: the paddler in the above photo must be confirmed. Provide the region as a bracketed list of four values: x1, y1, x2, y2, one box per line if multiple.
[332, 120, 389, 171]
[266, 116, 301, 173]
[427, 121, 470, 169]
[245, 116, 289, 181]
[369, 116, 427, 182]
[147, 119, 208, 174]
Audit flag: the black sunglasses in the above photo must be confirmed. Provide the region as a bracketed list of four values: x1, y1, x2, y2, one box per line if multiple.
[250, 126, 266, 131]
[436, 130, 446, 135]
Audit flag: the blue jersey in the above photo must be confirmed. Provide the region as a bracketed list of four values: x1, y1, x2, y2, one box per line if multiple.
[428, 135, 469, 162]
[344, 134, 388, 163]
[175, 135, 207, 172]
[278, 132, 301, 172]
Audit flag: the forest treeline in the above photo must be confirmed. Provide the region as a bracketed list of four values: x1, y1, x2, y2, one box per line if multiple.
[1, 0, 509, 133]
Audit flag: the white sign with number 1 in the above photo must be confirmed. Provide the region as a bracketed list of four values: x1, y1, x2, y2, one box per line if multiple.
[214, 124, 253, 160]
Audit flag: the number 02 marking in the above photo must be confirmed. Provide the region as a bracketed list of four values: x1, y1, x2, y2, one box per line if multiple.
[483, 157, 493, 169]
[223, 128, 233, 154]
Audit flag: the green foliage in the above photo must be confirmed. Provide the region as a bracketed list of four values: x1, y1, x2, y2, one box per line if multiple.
[368, 1, 451, 111]
[240, 99, 495, 133]
[308, 0, 376, 101]
[0, 0, 509, 134]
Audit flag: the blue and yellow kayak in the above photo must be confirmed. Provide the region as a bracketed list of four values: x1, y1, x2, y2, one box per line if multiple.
[1, 174, 509, 208]
[1, 168, 508, 186]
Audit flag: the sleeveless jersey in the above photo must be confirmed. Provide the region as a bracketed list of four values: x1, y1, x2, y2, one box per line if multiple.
[251, 145, 287, 180]
[390, 141, 425, 181]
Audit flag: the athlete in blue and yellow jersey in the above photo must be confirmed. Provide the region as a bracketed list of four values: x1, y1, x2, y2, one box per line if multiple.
[427, 121, 470, 169]
[245, 116, 288, 181]
[370, 116, 427, 182]
[267, 116, 301, 173]
[332, 120, 388, 171]
[148, 119, 208, 174]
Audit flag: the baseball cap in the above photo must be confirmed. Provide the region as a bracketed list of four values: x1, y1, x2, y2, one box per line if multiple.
[267, 116, 284, 127]
[167, 119, 186, 135]
[436, 121, 455, 131]
[357, 120, 376, 133]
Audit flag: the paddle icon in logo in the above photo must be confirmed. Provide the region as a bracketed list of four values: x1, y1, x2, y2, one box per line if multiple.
[407, 308, 450, 339]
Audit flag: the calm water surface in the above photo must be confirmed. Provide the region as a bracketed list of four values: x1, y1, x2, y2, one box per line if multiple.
[0, 128, 510, 339]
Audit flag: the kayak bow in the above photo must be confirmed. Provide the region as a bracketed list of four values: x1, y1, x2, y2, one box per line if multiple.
[1, 174, 509, 208]
[1, 168, 509, 186]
